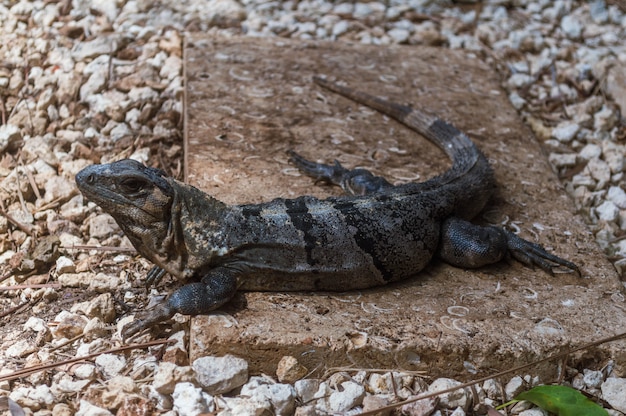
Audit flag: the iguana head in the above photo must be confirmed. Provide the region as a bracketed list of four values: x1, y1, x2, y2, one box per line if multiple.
[76, 159, 176, 261]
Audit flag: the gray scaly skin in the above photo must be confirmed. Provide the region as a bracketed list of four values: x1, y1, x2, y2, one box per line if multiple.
[75, 77, 579, 339]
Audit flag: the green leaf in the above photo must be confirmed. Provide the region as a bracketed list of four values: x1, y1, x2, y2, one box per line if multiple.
[515, 385, 608, 416]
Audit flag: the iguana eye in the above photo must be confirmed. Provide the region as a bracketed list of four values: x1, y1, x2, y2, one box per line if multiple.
[120, 178, 146, 193]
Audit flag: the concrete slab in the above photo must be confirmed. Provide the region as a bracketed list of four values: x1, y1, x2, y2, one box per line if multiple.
[184, 35, 626, 379]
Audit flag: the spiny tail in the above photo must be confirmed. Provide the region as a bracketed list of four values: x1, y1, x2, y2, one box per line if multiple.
[313, 76, 481, 181]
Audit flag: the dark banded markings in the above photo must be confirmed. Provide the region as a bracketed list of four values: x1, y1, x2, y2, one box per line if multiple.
[284, 197, 320, 267]
[333, 200, 395, 281]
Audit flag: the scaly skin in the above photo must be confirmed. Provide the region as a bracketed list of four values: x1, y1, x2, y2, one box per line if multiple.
[76, 77, 579, 339]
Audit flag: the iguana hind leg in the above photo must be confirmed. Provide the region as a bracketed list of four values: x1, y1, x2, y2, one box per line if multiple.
[438, 217, 580, 275]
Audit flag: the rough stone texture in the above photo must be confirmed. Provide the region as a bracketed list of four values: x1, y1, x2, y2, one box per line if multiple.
[185, 35, 626, 378]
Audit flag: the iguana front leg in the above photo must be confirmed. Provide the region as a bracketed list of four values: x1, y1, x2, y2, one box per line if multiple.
[438, 217, 579, 275]
[122, 268, 238, 339]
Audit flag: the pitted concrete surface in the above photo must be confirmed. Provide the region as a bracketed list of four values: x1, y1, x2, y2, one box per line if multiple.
[184, 35, 626, 379]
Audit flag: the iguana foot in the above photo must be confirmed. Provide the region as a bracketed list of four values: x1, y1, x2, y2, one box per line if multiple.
[504, 230, 580, 275]
[121, 303, 175, 340]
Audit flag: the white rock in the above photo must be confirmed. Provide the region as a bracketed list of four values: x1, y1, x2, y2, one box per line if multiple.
[160, 55, 182, 81]
[75, 339, 105, 357]
[52, 374, 92, 394]
[109, 122, 132, 141]
[48, 45, 75, 71]
[560, 15, 582, 39]
[24, 316, 48, 332]
[10, 1, 35, 15]
[387, 28, 410, 43]
[88, 214, 118, 238]
[401, 395, 437, 416]
[80, 71, 107, 101]
[0, 124, 22, 152]
[72, 36, 119, 61]
[99, 376, 137, 409]
[333, 3, 354, 15]
[579, 143, 602, 160]
[90, 90, 130, 120]
[571, 373, 585, 390]
[43, 175, 75, 204]
[83, 55, 110, 76]
[5, 339, 37, 358]
[57, 272, 93, 288]
[572, 173, 595, 188]
[548, 153, 577, 168]
[296, 21, 317, 35]
[145, 385, 173, 412]
[72, 363, 98, 380]
[21, 135, 56, 166]
[201, 0, 247, 24]
[192, 355, 249, 395]
[218, 396, 272, 416]
[601, 377, 626, 412]
[508, 91, 526, 110]
[76, 399, 114, 416]
[89, 272, 124, 292]
[58, 198, 82, 227]
[56, 256, 76, 274]
[56, 129, 83, 142]
[10, 385, 55, 410]
[153, 362, 196, 394]
[240, 376, 296, 416]
[428, 378, 469, 410]
[608, 186, 626, 209]
[594, 106, 618, 131]
[586, 158, 611, 189]
[607, 65, 626, 116]
[90, 0, 118, 22]
[294, 404, 317, 416]
[590, 0, 609, 23]
[95, 353, 127, 378]
[505, 376, 525, 400]
[448, 33, 482, 50]
[596, 200, 619, 222]
[483, 379, 502, 400]
[294, 379, 320, 403]
[450, 407, 466, 416]
[353, 2, 384, 18]
[36, 87, 55, 111]
[507, 73, 533, 88]
[552, 122, 579, 142]
[321, 380, 365, 412]
[583, 369, 604, 388]
[329, 19, 347, 36]
[172, 382, 213, 415]
[518, 409, 548, 416]
[128, 86, 159, 102]
[82, 318, 108, 339]
[71, 293, 116, 322]
[603, 144, 625, 174]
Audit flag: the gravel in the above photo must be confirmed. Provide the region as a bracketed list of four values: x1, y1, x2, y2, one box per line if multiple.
[0, 0, 625, 414]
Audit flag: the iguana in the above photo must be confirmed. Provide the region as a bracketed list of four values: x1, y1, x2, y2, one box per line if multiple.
[75, 77, 578, 339]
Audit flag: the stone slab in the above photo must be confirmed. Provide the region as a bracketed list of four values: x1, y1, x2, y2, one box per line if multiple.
[184, 35, 626, 379]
